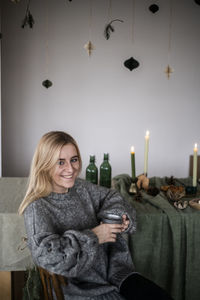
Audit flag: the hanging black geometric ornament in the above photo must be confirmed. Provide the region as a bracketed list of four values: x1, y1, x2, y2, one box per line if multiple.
[124, 57, 139, 71]
[194, 0, 200, 5]
[149, 4, 159, 13]
[42, 79, 53, 88]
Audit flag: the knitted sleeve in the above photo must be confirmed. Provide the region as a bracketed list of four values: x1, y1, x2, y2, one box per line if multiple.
[98, 188, 136, 233]
[83, 181, 136, 233]
[24, 202, 99, 278]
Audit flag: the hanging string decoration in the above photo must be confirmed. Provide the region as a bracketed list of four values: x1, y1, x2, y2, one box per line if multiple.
[21, 0, 35, 28]
[42, 0, 53, 88]
[104, 19, 124, 40]
[148, 4, 159, 14]
[84, 0, 94, 56]
[165, 0, 174, 79]
[104, 1, 124, 40]
[124, 0, 140, 71]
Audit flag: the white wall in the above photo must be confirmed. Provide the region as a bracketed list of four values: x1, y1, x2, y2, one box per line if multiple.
[1, 0, 200, 178]
[0, 1, 2, 177]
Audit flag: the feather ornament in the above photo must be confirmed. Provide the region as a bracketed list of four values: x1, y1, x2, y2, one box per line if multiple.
[21, 10, 35, 28]
[21, 0, 35, 29]
[104, 19, 124, 40]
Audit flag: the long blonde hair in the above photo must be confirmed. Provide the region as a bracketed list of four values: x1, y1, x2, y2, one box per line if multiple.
[18, 131, 82, 215]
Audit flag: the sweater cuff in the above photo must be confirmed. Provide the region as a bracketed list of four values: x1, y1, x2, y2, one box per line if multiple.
[109, 268, 138, 289]
[81, 229, 99, 248]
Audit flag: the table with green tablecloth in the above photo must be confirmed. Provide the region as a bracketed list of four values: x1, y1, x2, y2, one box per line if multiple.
[113, 174, 200, 300]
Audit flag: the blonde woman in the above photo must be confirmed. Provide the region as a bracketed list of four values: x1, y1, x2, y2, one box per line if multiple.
[19, 131, 173, 300]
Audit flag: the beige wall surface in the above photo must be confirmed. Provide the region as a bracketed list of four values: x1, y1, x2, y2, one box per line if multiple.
[0, 1, 2, 176]
[1, 0, 200, 178]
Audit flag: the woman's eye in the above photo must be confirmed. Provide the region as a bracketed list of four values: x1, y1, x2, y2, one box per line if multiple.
[71, 158, 78, 163]
[58, 160, 65, 166]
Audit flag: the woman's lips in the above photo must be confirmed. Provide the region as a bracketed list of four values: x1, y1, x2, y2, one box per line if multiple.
[61, 175, 73, 179]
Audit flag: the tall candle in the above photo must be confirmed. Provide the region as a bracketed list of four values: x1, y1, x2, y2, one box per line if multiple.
[193, 143, 198, 187]
[144, 130, 150, 176]
[131, 146, 136, 180]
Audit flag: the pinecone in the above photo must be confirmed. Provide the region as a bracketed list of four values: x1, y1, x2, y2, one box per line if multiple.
[166, 176, 176, 185]
[147, 187, 160, 197]
[134, 191, 143, 202]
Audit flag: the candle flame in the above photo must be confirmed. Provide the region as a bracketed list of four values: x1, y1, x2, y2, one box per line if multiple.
[145, 130, 150, 137]
[194, 143, 198, 151]
[131, 146, 135, 153]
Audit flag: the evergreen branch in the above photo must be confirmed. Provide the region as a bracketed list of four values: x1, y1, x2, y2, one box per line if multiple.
[104, 19, 124, 40]
[21, 0, 35, 29]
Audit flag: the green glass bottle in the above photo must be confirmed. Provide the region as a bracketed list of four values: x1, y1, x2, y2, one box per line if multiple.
[86, 155, 98, 184]
[100, 153, 112, 188]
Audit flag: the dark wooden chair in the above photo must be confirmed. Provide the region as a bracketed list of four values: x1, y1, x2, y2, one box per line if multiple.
[38, 267, 68, 300]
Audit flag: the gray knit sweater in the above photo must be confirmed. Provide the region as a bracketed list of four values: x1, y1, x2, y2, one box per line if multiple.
[24, 178, 137, 300]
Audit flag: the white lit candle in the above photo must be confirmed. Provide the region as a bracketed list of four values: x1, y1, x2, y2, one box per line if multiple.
[193, 143, 198, 187]
[144, 130, 150, 176]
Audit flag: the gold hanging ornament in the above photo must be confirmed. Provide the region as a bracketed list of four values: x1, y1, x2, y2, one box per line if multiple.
[165, 65, 174, 79]
[165, 0, 174, 79]
[84, 41, 94, 56]
[84, 0, 94, 57]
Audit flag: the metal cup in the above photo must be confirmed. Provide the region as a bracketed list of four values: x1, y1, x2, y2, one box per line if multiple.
[101, 213, 122, 224]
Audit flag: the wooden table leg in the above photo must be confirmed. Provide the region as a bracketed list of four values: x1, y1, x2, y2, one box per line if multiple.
[0, 271, 11, 300]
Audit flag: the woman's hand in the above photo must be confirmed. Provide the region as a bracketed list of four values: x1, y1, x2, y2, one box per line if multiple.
[92, 223, 123, 244]
[121, 214, 130, 232]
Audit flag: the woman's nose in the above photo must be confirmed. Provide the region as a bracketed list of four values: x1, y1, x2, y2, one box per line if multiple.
[64, 161, 73, 172]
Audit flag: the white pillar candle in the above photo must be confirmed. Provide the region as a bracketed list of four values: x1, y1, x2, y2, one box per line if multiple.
[144, 130, 150, 175]
[193, 143, 198, 187]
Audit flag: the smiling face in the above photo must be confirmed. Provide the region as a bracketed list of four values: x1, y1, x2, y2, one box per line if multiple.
[51, 143, 80, 193]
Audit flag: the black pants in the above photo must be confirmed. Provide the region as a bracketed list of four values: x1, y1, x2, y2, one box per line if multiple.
[120, 273, 174, 300]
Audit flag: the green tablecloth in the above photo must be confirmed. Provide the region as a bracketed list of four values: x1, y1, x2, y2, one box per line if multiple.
[113, 174, 200, 300]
